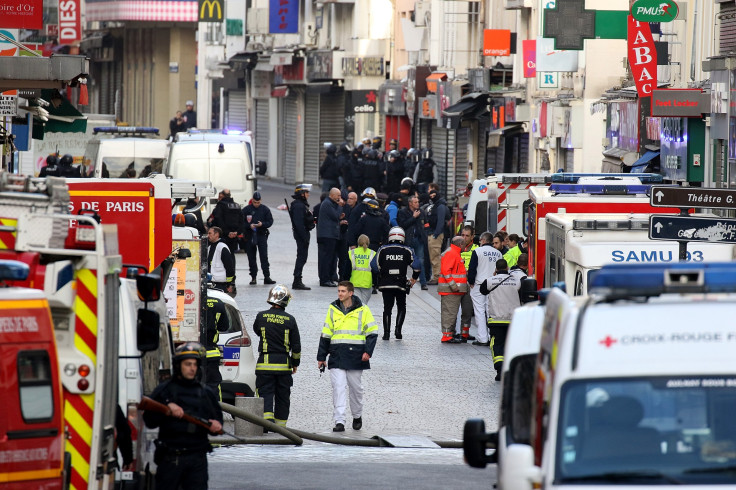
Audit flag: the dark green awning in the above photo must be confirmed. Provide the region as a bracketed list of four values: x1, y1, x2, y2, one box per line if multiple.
[32, 89, 87, 140]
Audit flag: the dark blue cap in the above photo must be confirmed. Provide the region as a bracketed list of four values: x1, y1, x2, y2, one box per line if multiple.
[253, 191, 262, 201]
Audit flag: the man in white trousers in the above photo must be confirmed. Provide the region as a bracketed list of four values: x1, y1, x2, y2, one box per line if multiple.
[317, 281, 379, 432]
[466, 232, 503, 346]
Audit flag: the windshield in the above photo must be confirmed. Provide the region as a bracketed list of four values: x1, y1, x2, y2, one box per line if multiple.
[555, 377, 736, 485]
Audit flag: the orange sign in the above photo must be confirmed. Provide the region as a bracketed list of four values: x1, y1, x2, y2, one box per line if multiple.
[483, 29, 511, 56]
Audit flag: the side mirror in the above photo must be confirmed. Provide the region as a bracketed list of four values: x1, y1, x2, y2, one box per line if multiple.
[136, 273, 161, 302]
[520, 278, 539, 304]
[136, 309, 160, 352]
[463, 418, 498, 468]
[177, 248, 192, 259]
[245, 173, 256, 181]
[500, 445, 541, 490]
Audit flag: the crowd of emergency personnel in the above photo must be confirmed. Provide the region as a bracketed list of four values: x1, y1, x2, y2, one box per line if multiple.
[127, 136, 529, 489]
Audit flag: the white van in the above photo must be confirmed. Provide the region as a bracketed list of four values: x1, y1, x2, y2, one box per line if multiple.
[500, 262, 736, 488]
[83, 127, 169, 178]
[165, 131, 255, 214]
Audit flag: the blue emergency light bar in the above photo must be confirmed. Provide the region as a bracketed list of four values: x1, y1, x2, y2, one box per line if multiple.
[547, 173, 664, 184]
[0, 260, 30, 281]
[589, 262, 736, 296]
[549, 184, 651, 195]
[93, 127, 160, 135]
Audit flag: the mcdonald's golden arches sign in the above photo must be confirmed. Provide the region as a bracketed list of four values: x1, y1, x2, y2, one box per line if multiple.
[199, 0, 223, 22]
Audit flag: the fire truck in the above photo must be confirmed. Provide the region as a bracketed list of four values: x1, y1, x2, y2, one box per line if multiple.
[0, 173, 134, 489]
[463, 173, 549, 240]
[524, 174, 683, 288]
[0, 261, 66, 489]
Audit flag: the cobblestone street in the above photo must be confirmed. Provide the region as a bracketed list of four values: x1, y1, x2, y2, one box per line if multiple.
[225, 180, 500, 441]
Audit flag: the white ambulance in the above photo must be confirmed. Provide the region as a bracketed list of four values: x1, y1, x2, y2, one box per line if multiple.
[544, 213, 736, 295]
[502, 262, 736, 488]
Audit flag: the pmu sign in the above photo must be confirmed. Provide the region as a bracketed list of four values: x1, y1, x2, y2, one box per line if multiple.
[631, 0, 679, 23]
[651, 186, 736, 210]
[649, 215, 736, 244]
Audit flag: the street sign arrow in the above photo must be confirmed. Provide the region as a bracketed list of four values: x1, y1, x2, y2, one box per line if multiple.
[650, 186, 736, 210]
[649, 215, 736, 243]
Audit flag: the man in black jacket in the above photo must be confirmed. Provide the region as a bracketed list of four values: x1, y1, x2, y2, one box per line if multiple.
[211, 189, 245, 257]
[242, 191, 276, 285]
[426, 188, 449, 285]
[317, 187, 342, 287]
[289, 184, 314, 290]
[143, 342, 223, 490]
[253, 285, 301, 427]
[320, 144, 340, 192]
[397, 195, 428, 290]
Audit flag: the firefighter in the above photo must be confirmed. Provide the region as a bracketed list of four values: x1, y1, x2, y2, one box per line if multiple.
[211, 189, 245, 258]
[253, 285, 301, 427]
[438, 236, 469, 343]
[458, 225, 478, 342]
[372, 227, 421, 340]
[143, 342, 223, 490]
[204, 295, 228, 399]
[289, 183, 315, 290]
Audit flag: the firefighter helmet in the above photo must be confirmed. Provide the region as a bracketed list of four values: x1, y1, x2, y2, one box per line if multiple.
[294, 183, 313, 195]
[362, 187, 377, 199]
[363, 198, 379, 210]
[267, 284, 291, 308]
[174, 342, 205, 364]
[388, 227, 405, 244]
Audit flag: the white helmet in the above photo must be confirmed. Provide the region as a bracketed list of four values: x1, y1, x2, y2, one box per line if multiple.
[388, 227, 405, 244]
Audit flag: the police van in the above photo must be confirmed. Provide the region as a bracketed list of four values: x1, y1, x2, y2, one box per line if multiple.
[544, 213, 735, 295]
[469, 262, 736, 488]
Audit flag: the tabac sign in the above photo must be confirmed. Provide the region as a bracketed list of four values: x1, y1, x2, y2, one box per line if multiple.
[631, 0, 679, 23]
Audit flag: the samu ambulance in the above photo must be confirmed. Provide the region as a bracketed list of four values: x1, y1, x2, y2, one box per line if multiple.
[503, 262, 736, 488]
[543, 213, 735, 295]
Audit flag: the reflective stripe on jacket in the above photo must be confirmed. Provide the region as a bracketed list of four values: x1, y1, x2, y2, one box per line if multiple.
[349, 247, 376, 289]
[460, 243, 478, 270]
[317, 295, 378, 371]
[438, 244, 468, 295]
[254, 307, 302, 373]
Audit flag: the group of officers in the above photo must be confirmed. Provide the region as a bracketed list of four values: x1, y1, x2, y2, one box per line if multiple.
[319, 136, 438, 196]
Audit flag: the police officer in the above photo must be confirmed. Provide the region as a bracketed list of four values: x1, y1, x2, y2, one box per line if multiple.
[242, 191, 275, 285]
[39, 154, 60, 177]
[204, 295, 228, 399]
[58, 154, 82, 177]
[414, 148, 436, 193]
[372, 227, 421, 340]
[353, 198, 389, 251]
[320, 144, 340, 192]
[289, 183, 315, 290]
[362, 149, 383, 192]
[384, 150, 404, 194]
[253, 285, 301, 427]
[347, 146, 365, 193]
[143, 342, 223, 490]
[211, 189, 245, 257]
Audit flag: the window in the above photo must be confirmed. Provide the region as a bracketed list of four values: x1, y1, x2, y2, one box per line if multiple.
[548, 253, 557, 284]
[506, 354, 536, 445]
[223, 303, 245, 335]
[18, 350, 54, 423]
[574, 271, 584, 296]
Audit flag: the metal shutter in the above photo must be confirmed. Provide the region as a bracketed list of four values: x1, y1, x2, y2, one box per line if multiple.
[304, 93, 320, 184]
[320, 90, 346, 155]
[280, 94, 298, 185]
[720, 7, 736, 55]
[431, 124, 451, 199]
[454, 128, 470, 195]
[254, 99, 269, 170]
[518, 133, 530, 173]
[227, 91, 248, 131]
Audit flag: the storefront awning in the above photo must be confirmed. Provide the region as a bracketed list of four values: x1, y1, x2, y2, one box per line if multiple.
[443, 93, 490, 128]
[487, 124, 524, 147]
[629, 151, 660, 173]
[271, 86, 289, 98]
[425, 72, 447, 93]
[30, 88, 87, 139]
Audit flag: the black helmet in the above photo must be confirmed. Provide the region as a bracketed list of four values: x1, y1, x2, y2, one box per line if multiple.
[367, 149, 379, 160]
[422, 148, 433, 159]
[363, 198, 379, 210]
[362, 187, 377, 199]
[389, 138, 398, 147]
[326, 144, 337, 154]
[361, 146, 371, 157]
[339, 143, 350, 153]
[46, 154, 59, 166]
[174, 342, 205, 364]
[60, 154, 74, 166]
[388, 150, 400, 159]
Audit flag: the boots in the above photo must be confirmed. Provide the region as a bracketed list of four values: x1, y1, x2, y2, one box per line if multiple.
[382, 312, 391, 340]
[292, 277, 311, 290]
[461, 324, 475, 342]
[395, 310, 405, 340]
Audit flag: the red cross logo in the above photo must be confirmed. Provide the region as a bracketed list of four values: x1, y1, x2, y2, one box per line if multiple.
[599, 335, 617, 348]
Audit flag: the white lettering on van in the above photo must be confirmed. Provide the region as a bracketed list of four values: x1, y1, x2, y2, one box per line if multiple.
[0, 316, 40, 333]
[106, 201, 145, 213]
[0, 447, 48, 463]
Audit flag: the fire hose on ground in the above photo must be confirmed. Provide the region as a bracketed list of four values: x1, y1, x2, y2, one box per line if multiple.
[215, 401, 463, 449]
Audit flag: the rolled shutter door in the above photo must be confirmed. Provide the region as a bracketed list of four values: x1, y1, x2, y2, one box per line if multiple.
[254, 99, 269, 169]
[304, 93, 320, 184]
[227, 91, 248, 131]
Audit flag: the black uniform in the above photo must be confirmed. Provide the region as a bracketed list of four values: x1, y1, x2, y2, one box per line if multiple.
[372, 242, 421, 339]
[39, 162, 60, 177]
[204, 296, 228, 397]
[289, 194, 314, 282]
[385, 156, 405, 194]
[212, 196, 245, 256]
[242, 203, 274, 280]
[253, 306, 301, 425]
[362, 156, 383, 192]
[143, 374, 223, 490]
[348, 151, 365, 193]
[354, 209, 390, 251]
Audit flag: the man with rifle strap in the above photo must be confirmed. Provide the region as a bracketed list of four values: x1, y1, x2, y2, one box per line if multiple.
[143, 342, 223, 490]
